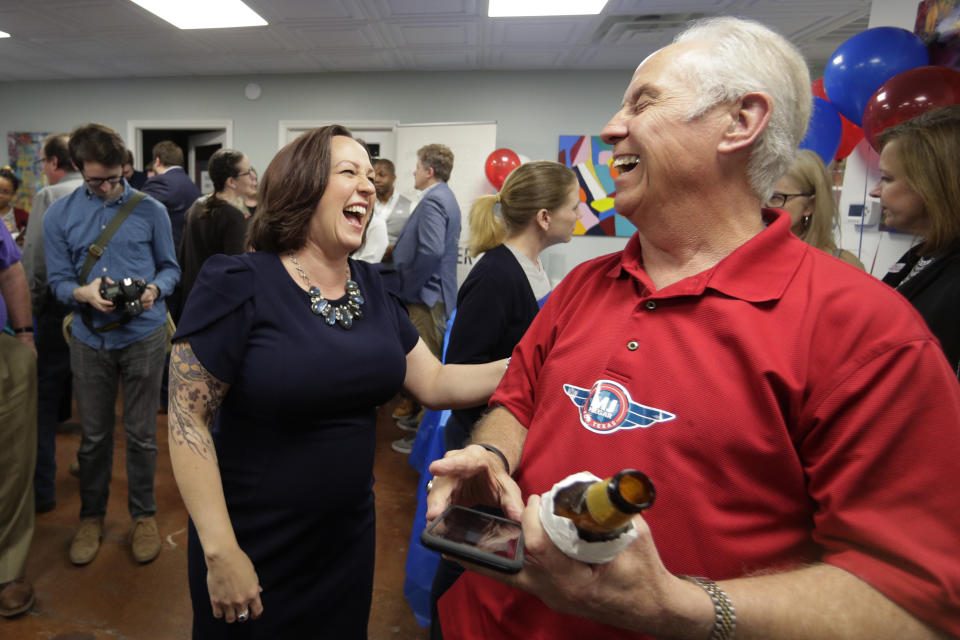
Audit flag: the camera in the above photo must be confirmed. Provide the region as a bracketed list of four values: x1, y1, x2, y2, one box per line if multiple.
[100, 277, 148, 316]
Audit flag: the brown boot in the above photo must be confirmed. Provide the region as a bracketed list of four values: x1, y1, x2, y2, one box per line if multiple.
[0, 579, 35, 618]
[69, 518, 103, 565]
[130, 516, 161, 564]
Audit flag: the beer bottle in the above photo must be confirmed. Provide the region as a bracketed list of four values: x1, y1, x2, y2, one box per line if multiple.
[553, 469, 655, 542]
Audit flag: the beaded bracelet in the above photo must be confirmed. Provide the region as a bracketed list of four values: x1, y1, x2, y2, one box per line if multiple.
[682, 575, 736, 640]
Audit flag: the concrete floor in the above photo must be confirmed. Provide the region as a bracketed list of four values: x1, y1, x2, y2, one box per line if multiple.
[4, 401, 430, 640]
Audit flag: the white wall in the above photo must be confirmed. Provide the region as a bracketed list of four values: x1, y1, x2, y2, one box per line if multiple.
[0, 69, 632, 280]
[837, 0, 921, 276]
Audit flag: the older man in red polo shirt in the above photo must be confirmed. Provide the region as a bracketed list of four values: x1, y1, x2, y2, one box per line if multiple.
[426, 16, 960, 640]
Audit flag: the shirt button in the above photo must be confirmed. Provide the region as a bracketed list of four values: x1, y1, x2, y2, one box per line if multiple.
[645, 300, 657, 310]
[627, 340, 639, 351]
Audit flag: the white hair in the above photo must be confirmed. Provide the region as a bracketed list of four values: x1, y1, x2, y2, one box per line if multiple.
[672, 17, 811, 200]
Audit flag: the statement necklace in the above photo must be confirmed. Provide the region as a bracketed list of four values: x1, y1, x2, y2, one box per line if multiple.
[288, 252, 365, 329]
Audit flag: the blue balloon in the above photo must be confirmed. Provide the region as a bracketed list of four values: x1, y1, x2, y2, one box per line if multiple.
[799, 97, 842, 164]
[823, 27, 928, 126]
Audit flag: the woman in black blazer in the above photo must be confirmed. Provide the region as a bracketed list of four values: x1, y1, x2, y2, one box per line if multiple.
[871, 105, 960, 376]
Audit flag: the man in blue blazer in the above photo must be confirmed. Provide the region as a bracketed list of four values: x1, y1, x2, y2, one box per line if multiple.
[393, 144, 461, 359]
[141, 141, 200, 255]
[391, 144, 462, 451]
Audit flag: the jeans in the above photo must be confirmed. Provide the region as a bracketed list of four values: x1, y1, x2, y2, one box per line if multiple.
[34, 307, 72, 506]
[69, 326, 166, 520]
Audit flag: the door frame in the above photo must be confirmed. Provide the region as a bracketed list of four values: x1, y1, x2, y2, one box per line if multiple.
[127, 119, 234, 170]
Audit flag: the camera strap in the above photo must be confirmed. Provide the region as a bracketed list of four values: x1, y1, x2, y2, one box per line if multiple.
[78, 191, 146, 333]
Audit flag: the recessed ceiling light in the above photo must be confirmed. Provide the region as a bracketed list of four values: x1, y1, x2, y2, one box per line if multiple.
[129, 0, 267, 29]
[488, 0, 607, 17]
[0, 30, 11, 38]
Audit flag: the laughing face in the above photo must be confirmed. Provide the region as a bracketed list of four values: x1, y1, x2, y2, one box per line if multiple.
[307, 136, 376, 255]
[600, 42, 730, 224]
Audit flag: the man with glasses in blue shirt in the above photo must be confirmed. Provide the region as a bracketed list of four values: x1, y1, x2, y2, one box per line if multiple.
[43, 123, 179, 568]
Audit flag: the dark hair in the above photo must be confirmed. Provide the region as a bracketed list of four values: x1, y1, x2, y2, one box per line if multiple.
[68, 123, 126, 170]
[204, 148, 247, 216]
[246, 125, 355, 253]
[152, 140, 184, 167]
[0, 166, 21, 191]
[418, 144, 454, 182]
[123, 149, 134, 166]
[374, 158, 395, 176]
[43, 134, 76, 172]
[876, 104, 960, 255]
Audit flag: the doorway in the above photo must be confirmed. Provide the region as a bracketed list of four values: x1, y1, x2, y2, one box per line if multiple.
[127, 119, 233, 189]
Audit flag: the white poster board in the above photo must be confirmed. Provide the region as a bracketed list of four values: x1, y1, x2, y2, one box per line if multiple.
[395, 121, 498, 285]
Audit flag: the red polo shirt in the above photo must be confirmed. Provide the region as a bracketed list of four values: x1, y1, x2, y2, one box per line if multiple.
[439, 210, 960, 639]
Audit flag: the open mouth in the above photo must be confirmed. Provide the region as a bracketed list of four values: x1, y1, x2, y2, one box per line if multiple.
[343, 204, 366, 229]
[612, 155, 640, 174]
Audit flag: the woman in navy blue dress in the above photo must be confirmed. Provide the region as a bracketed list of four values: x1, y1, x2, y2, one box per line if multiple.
[167, 125, 507, 639]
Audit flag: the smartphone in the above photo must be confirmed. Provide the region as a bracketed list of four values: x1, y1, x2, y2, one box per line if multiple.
[421, 505, 525, 574]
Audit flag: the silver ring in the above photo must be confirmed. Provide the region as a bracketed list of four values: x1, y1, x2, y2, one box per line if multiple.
[426, 479, 434, 494]
[237, 610, 249, 622]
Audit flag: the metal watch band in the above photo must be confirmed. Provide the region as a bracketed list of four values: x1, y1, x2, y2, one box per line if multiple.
[682, 575, 736, 640]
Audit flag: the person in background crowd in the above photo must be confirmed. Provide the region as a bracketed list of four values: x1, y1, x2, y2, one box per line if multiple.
[769, 149, 864, 269]
[0, 220, 38, 618]
[167, 125, 505, 637]
[122, 149, 149, 190]
[44, 123, 179, 568]
[178, 148, 256, 303]
[872, 104, 960, 376]
[427, 17, 960, 640]
[354, 158, 412, 263]
[391, 145, 461, 454]
[21, 133, 83, 513]
[428, 160, 579, 638]
[0, 166, 28, 247]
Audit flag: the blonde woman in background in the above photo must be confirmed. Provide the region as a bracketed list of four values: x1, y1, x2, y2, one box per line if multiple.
[768, 149, 864, 269]
[429, 160, 579, 636]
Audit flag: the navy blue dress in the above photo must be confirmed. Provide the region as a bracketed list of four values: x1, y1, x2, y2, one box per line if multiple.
[174, 251, 419, 639]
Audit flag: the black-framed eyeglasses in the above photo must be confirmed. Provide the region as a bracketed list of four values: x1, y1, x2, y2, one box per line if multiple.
[34, 156, 48, 167]
[82, 172, 124, 187]
[766, 192, 812, 208]
[236, 168, 256, 178]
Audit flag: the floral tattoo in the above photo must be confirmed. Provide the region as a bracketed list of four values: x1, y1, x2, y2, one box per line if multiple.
[168, 341, 227, 460]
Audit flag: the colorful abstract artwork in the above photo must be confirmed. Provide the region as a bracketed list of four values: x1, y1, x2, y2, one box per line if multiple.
[558, 134, 636, 237]
[6, 132, 49, 211]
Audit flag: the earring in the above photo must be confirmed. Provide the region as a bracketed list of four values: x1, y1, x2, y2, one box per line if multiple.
[802, 215, 811, 228]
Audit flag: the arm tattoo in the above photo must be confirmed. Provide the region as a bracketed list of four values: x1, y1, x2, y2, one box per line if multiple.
[168, 341, 229, 461]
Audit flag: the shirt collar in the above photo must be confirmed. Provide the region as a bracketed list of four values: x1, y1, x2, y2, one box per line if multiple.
[611, 208, 806, 302]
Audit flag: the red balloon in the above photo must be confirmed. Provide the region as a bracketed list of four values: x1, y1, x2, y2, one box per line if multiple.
[862, 65, 960, 150]
[835, 113, 864, 160]
[811, 77, 828, 101]
[485, 148, 520, 190]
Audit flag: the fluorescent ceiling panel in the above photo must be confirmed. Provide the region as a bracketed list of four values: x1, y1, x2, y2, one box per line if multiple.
[129, 0, 267, 29]
[0, 30, 10, 38]
[488, 0, 607, 17]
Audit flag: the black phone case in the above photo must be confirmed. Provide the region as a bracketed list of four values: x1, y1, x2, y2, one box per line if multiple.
[420, 507, 524, 574]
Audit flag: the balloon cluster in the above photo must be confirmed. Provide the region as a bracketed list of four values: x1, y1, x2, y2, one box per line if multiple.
[800, 26, 960, 164]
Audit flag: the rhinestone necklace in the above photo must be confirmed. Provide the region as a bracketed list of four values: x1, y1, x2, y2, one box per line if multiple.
[288, 252, 365, 329]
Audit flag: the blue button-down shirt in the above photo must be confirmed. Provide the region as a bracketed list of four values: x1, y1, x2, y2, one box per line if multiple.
[43, 180, 180, 349]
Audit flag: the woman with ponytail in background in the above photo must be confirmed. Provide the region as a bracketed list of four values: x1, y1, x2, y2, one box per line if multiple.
[178, 148, 258, 305]
[429, 160, 579, 639]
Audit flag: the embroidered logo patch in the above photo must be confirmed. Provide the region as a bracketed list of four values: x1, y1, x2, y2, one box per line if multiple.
[563, 380, 675, 434]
